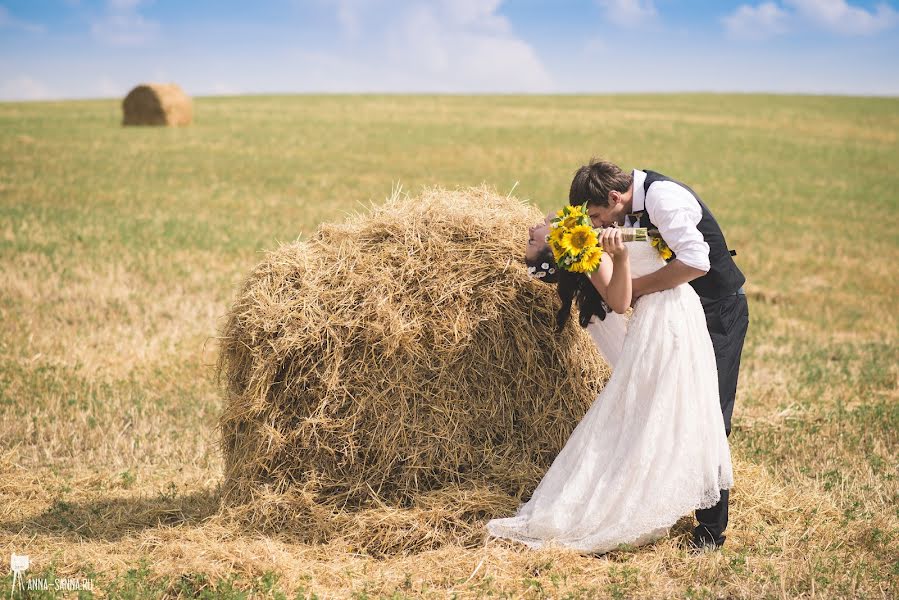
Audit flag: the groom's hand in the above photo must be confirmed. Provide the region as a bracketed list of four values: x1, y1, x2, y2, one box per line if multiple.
[600, 228, 628, 258]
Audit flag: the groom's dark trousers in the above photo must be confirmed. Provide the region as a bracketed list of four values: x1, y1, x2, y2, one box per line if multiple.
[695, 290, 749, 545]
[638, 170, 749, 547]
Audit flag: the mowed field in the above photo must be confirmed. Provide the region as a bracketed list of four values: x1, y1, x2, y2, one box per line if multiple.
[1, 94, 897, 598]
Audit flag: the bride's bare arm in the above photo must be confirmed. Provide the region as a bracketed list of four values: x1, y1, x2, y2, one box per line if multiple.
[587, 229, 632, 314]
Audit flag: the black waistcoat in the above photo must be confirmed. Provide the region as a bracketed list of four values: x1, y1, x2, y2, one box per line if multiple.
[637, 170, 745, 299]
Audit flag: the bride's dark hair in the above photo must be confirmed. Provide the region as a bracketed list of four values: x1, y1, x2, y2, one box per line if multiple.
[556, 265, 608, 331]
[526, 247, 608, 331]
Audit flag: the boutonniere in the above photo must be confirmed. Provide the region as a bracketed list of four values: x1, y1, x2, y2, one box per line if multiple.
[651, 235, 674, 261]
[627, 211, 671, 261]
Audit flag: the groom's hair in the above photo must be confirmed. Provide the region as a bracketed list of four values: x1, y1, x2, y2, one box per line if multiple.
[569, 159, 633, 208]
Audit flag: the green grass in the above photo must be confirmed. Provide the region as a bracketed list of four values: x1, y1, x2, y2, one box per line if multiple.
[0, 562, 300, 599]
[1, 94, 897, 598]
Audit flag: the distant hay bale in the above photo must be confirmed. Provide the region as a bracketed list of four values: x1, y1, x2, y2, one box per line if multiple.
[122, 83, 192, 126]
[216, 187, 611, 555]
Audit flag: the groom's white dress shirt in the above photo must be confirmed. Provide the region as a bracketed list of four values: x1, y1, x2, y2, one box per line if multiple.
[625, 169, 711, 273]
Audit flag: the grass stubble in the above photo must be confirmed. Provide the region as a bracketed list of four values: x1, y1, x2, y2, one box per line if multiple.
[0, 94, 896, 598]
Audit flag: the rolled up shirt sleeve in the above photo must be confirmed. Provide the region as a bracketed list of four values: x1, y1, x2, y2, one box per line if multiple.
[644, 182, 710, 273]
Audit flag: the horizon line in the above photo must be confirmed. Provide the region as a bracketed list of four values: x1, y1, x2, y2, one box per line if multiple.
[3, 90, 899, 103]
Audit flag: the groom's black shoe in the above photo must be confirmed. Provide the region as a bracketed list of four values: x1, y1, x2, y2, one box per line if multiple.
[689, 528, 725, 553]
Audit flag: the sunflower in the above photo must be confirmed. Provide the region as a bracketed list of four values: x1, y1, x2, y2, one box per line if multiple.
[572, 245, 603, 273]
[548, 234, 566, 261]
[651, 237, 674, 261]
[555, 203, 584, 221]
[561, 214, 581, 229]
[548, 226, 568, 254]
[549, 238, 567, 261]
[567, 204, 584, 218]
[564, 225, 597, 254]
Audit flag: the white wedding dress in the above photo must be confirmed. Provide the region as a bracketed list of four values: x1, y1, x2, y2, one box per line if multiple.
[586, 310, 627, 368]
[487, 241, 733, 553]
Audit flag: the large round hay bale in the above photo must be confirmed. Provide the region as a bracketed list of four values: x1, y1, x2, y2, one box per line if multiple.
[122, 83, 192, 126]
[216, 187, 611, 555]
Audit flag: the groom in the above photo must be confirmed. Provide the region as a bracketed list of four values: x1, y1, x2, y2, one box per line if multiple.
[571, 159, 749, 550]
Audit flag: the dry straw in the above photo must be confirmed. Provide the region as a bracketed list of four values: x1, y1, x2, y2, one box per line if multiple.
[216, 186, 611, 556]
[122, 83, 192, 126]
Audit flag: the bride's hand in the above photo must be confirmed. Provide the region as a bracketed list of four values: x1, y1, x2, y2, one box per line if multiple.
[600, 228, 628, 259]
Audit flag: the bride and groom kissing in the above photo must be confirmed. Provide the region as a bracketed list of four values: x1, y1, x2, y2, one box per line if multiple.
[486, 159, 749, 554]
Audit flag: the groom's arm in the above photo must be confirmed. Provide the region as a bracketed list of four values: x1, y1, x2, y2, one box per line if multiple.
[632, 259, 706, 298]
[632, 182, 710, 299]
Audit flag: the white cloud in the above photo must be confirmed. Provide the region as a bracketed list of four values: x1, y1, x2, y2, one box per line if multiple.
[107, 0, 146, 10]
[97, 76, 124, 97]
[210, 82, 241, 95]
[91, 0, 159, 46]
[786, 0, 898, 35]
[723, 2, 790, 39]
[0, 6, 46, 33]
[720, 0, 897, 38]
[584, 37, 606, 54]
[0, 76, 53, 101]
[433, 0, 510, 32]
[334, 0, 363, 39]
[311, 0, 552, 92]
[596, 0, 657, 27]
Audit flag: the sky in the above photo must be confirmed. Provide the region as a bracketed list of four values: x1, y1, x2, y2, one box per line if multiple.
[1, 0, 897, 100]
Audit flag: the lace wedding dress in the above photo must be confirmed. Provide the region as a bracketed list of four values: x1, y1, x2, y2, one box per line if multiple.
[487, 241, 733, 553]
[586, 310, 626, 368]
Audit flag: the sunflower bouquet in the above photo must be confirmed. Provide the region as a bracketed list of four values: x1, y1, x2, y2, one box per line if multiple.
[547, 204, 603, 274]
[548, 203, 654, 275]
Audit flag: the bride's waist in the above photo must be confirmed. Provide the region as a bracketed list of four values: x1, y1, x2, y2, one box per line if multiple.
[629, 261, 668, 279]
[634, 283, 698, 306]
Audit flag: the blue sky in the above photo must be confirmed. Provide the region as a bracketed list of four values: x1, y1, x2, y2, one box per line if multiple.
[1, 0, 897, 100]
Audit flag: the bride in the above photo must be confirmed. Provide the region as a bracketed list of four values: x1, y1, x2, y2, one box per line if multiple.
[492, 217, 733, 554]
[524, 214, 627, 367]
